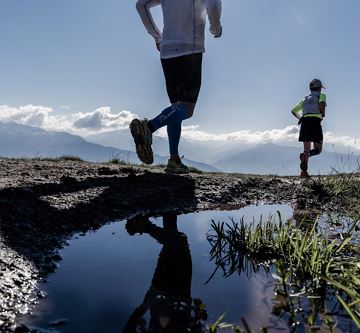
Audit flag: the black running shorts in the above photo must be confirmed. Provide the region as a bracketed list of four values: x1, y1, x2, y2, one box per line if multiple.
[299, 117, 323, 144]
[161, 53, 202, 104]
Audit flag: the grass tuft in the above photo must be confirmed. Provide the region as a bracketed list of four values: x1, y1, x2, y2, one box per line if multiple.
[107, 153, 134, 166]
[207, 213, 360, 331]
[55, 155, 83, 161]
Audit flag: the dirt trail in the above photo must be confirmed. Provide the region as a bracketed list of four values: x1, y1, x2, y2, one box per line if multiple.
[0, 157, 321, 331]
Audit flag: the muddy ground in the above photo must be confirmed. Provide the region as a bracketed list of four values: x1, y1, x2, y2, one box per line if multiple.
[0, 157, 332, 332]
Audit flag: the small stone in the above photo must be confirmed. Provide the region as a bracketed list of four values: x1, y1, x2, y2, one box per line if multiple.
[59, 175, 77, 184]
[98, 167, 118, 175]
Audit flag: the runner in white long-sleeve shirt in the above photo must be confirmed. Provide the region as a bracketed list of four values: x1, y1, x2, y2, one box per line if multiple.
[130, 0, 222, 173]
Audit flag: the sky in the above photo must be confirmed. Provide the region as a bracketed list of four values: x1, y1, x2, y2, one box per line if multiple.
[0, 0, 359, 150]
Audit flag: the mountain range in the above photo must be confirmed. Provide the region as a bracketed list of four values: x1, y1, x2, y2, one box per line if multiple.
[0, 122, 219, 172]
[86, 128, 360, 175]
[0, 122, 359, 175]
[213, 142, 359, 175]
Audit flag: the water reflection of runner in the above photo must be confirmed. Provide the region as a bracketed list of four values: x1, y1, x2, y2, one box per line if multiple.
[122, 213, 193, 333]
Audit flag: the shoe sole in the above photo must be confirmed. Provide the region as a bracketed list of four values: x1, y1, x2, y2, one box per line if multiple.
[164, 167, 189, 175]
[130, 119, 154, 165]
[299, 153, 308, 172]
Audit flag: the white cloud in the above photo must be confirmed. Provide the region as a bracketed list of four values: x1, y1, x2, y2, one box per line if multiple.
[0, 105, 53, 128]
[158, 124, 360, 151]
[324, 132, 360, 150]
[73, 107, 135, 131]
[158, 124, 300, 144]
[1, 104, 360, 152]
[183, 125, 300, 144]
[0, 105, 138, 136]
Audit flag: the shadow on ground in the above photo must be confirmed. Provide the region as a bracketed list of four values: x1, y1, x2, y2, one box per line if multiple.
[0, 171, 197, 330]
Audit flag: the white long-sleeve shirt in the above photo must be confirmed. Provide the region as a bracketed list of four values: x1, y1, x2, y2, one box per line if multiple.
[136, 0, 222, 59]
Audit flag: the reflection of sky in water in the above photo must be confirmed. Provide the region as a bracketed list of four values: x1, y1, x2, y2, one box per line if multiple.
[22, 204, 318, 332]
[290, 209, 360, 243]
[319, 212, 360, 243]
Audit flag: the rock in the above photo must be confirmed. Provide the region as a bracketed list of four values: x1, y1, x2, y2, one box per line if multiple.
[98, 167, 119, 175]
[59, 175, 77, 184]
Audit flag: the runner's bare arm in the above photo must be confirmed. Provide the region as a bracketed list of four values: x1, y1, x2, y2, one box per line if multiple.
[291, 100, 303, 120]
[319, 101, 326, 118]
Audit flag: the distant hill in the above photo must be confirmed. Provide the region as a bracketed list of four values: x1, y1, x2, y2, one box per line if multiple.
[0, 122, 138, 162]
[2, 123, 357, 175]
[85, 130, 208, 162]
[0, 122, 219, 172]
[214, 143, 360, 175]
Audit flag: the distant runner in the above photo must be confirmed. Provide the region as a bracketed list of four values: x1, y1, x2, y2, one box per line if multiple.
[291, 79, 327, 177]
[131, 0, 222, 174]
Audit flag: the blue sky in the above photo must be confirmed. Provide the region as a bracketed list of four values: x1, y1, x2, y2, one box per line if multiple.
[0, 0, 359, 144]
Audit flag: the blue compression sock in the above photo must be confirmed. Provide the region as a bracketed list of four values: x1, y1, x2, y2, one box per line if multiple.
[167, 121, 182, 156]
[148, 104, 189, 132]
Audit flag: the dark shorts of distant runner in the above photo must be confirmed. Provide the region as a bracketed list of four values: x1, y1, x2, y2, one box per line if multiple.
[299, 117, 323, 144]
[161, 53, 202, 104]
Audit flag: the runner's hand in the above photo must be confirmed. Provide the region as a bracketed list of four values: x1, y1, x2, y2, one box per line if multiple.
[214, 30, 222, 38]
[156, 42, 161, 51]
[211, 26, 222, 38]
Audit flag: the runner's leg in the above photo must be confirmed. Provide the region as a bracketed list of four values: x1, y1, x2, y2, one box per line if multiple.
[156, 54, 202, 158]
[300, 142, 311, 174]
[310, 142, 322, 156]
[303, 142, 311, 156]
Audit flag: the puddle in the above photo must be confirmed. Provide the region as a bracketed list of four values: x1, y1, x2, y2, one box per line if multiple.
[21, 205, 359, 333]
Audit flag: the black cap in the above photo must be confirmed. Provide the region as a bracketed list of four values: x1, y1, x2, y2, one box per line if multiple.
[310, 78, 325, 89]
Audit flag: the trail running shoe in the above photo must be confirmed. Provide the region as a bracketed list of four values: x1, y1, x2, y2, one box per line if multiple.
[300, 170, 310, 178]
[130, 119, 153, 164]
[126, 215, 149, 235]
[165, 157, 189, 174]
[299, 152, 308, 172]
